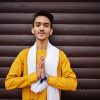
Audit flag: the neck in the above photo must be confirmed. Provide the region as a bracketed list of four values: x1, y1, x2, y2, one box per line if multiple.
[36, 39, 49, 50]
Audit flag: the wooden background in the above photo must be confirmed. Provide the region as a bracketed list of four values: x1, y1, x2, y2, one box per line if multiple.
[0, 0, 100, 100]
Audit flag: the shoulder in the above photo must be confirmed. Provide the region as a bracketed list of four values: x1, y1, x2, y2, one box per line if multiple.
[59, 50, 67, 57]
[17, 48, 30, 58]
[59, 50, 69, 62]
[20, 48, 30, 54]
[13, 48, 30, 63]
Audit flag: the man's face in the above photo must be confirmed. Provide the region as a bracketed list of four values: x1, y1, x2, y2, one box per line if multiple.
[32, 16, 53, 41]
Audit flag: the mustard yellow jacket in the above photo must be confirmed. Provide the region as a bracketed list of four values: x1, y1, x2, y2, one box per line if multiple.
[5, 48, 77, 100]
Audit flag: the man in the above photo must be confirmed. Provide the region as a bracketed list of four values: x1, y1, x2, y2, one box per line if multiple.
[5, 10, 77, 100]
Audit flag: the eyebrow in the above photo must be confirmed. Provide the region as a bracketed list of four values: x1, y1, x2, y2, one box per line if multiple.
[35, 22, 50, 25]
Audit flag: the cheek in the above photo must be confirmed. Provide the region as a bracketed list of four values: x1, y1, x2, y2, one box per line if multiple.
[33, 28, 38, 33]
[46, 28, 51, 33]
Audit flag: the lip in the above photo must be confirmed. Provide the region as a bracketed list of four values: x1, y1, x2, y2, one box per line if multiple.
[38, 32, 45, 34]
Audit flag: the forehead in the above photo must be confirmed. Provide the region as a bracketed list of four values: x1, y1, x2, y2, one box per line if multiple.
[34, 16, 51, 24]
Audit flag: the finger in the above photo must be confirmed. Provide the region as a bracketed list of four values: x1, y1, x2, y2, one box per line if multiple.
[39, 59, 44, 68]
[40, 56, 44, 61]
[40, 61, 44, 68]
[39, 56, 44, 68]
[41, 64, 45, 74]
[41, 68, 45, 79]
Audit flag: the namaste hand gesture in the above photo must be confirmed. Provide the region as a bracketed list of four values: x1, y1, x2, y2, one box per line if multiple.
[36, 56, 46, 79]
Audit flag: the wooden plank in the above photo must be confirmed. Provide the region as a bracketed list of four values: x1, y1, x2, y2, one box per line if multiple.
[0, 0, 100, 2]
[70, 57, 100, 68]
[58, 46, 100, 57]
[0, 24, 100, 35]
[74, 68, 100, 79]
[0, 57, 14, 67]
[61, 89, 100, 100]
[78, 79, 100, 89]
[54, 13, 100, 24]
[0, 2, 100, 13]
[1, 46, 100, 57]
[0, 35, 100, 46]
[0, 13, 100, 24]
[0, 88, 21, 99]
[0, 67, 9, 78]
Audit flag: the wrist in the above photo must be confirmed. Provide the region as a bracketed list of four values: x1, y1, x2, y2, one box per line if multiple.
[40, 75, 48, 84]
[41, 73, 46, 79]
[36, 73, 40, 80]
[43, 76, 48, 80]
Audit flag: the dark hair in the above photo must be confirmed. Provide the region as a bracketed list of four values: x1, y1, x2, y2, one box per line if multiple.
[32, 10, 54, 28]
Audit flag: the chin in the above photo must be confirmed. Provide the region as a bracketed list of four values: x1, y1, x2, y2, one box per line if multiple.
[37, 38, 46, 41]
[37, 37, 47, 40]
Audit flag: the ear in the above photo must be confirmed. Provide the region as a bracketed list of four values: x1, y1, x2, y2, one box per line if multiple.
[49, 29, 53, 36]
[31, 28, 34, 35]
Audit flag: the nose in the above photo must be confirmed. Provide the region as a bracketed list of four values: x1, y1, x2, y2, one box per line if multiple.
[40, 25, 44, 31]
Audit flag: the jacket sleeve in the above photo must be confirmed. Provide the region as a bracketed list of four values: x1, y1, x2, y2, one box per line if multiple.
[5, 49, 38, 90]
[47, 51, 77, 91]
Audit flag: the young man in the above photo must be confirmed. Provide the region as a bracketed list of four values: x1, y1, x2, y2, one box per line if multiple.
[5, 10, 77, 100]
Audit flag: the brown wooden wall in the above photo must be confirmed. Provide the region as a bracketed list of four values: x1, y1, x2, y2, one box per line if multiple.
[0, 1, 100, 100]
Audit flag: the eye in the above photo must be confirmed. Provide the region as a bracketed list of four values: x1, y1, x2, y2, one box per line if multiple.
[44, 24, 50, 27]
[35, 22, 41, 27]
[36, 24, 40, 27]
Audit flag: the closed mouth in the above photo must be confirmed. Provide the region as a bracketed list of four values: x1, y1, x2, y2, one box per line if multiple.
[39, 32, 45, 34]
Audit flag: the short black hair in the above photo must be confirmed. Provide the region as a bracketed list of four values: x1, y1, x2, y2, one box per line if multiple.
[32, 10, 54, 28]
